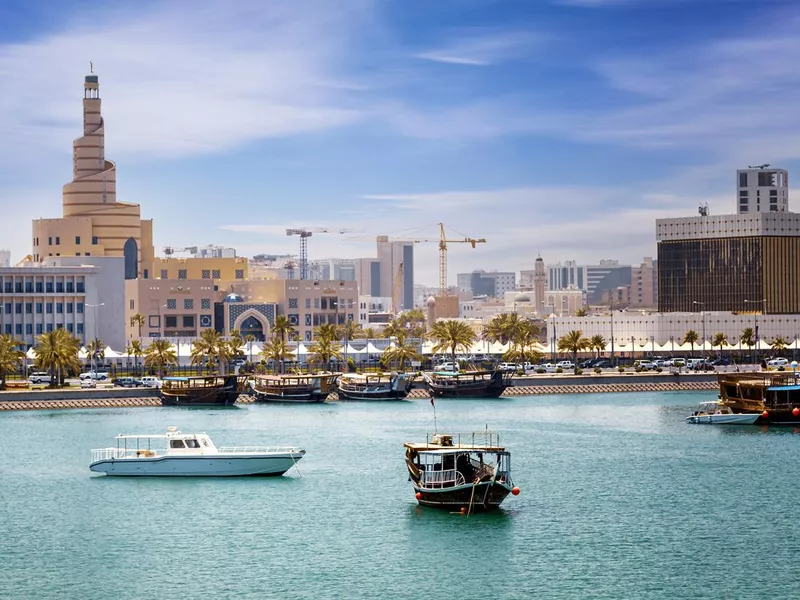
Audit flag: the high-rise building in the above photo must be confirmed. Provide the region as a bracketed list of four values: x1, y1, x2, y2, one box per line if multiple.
[376, 236, 414, 311]
[534, 256, 546, 312]
[657, 166, 800, 314]
[630, 257, 657, 308]
[737, 166, 788, 214]
[31, 70, 154, 279]
[456, 270, 516, 298]
[547, 259, 631, 305]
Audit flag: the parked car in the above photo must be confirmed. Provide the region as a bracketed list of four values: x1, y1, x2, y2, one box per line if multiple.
[80, 378, 97, 389]
[79, 371, 109, 381]
[540, 363, 559, 373]
[497, 362, 519, 372]
[593, 359, 614, 369]
[556, 360, 575, 371]
[767, 357, 789, 368]
[434, 362, 459, 372]
[636, 360, 657, 370]
[115, 377, 142, 388]
[28, 372, 51, 384]
[139, 376, 162, 388]
[664, 358, 686, 367]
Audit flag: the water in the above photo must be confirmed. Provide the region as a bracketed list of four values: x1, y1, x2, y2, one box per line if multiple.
[2, 392, 800, 599]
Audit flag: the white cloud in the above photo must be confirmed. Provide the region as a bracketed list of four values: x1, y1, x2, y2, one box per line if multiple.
[0, 0, 372, 163]
[415, 30, 542, 66]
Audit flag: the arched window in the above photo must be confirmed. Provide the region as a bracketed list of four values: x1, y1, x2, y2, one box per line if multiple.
[123, 237, 138, 280]
[239, 316, 265, 341]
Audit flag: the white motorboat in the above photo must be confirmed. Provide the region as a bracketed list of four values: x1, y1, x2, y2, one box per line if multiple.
[685, 401, 760, 425]
[89, 427, 305, 476]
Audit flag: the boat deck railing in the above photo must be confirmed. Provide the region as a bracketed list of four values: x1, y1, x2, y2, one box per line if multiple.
[91, 447, 158, 462]
[218, 446, 302, 454]
[419, 468, 466, 489]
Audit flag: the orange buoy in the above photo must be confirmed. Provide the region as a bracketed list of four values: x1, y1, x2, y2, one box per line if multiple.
[511, 487, 521, 496]
[762, 410, 769, 418]
[415, 492, 422, 500]
[793, 408, 800, 417]
[460, 507, 467, 514]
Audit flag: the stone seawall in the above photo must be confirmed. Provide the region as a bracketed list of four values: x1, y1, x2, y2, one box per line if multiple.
[0, 377, 718, 411]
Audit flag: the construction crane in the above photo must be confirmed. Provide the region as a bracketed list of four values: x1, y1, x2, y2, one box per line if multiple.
[392, 262, 404, 314]
[286, 227, 356, 280]
[437, 223, 486, 296]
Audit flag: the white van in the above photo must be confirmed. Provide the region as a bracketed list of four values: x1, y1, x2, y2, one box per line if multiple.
[139, 376, 162, 388]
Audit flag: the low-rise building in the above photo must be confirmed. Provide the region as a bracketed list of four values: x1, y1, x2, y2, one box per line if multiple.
[152, 256, 249, 282]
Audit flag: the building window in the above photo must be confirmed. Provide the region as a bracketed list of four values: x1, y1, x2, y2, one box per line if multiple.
[14, 282, 22, 293]
[178, 270, 187, 280]
[212, 269, 221, 279]
[45, 281, 53, 293]
[55, 237, 60, 245]
[46, 303, 53, 314]
[165, 316, 178, 328]
[75, 236, 81, 245]
[48, 237, 52, 245]
[35, 324, 42, 335]
[314, 298, 320, 309]
[56, 303, 63, 314]
[66, 281, 74, 293]
[77, 323, 84, 334]
[184, 299, 194, 310]
[15, 303, 21, 314]
[305, 314, 312, 326]
[305, 298, 311, 309]
[92, 236, 98, 245]
[235, 270, 244, 279]
[77, 302, 83, 314]
[56, 282, 64, 293]
[200, 315, 212, 328]
[25, 323, 32, 335]
[35, 282, 43, 293]
[160, 269, 168, 279]
[35, 303, 42, 314]
[305, 331, 312, 341]
[3, 282, 10, 293]
[167, 299, 177, 310]
[3, 324, 9, 335]
[24, 281, 32, 293]
[15, 324, 22, 335]
[288, 298, 298, 309]
[201, 298, 211, 309]
[67, 302, 73, 314]
[202, 270, 211, 279]
[1, 303, 7, 314]
[25, 303, 32, 314]
[129, 299, 134, 310]
[143, 269, 148, 279]
[182, 315, 195, 328]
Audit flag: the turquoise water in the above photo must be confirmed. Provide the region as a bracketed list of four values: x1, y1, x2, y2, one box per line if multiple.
[3, 392, 800, 599]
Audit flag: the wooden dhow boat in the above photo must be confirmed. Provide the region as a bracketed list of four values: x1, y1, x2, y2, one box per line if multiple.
[336, 372, 414, 401]
[404, 431, 519, 512]
[160, 375, 248, 407]
[424, 369, 512, 398]
[249, 373, 338, 403]
[717, 372, 800, 425]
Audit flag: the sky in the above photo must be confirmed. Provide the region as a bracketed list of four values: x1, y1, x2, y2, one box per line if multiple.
[1, 0, 800, 286]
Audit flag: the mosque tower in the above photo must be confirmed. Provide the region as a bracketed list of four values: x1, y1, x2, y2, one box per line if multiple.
[534, 254, 546, 314]
[32, 67, 154, 279]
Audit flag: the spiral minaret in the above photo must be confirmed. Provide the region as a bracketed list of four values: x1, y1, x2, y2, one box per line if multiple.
[32, 70, 154, 279]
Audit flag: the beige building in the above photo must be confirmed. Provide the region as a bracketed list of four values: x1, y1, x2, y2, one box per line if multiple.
[630, 257, 657, 309]
[126, 279, 218, 340]
[32, 71, 154, 279]
[153, 256, 249, 282]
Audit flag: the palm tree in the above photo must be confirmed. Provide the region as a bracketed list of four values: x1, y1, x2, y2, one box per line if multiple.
[0, 334, 24, 389]
[245, 334, 257, 363]
[772, 336, 789, 356]
[191, 329, 232, 374]
[711, 332, 728, 358]
[381, 333, 421, 371]
[575, 307, 588, 317]
[131, 313, 145, 339]
[314, 323, 341, 342]
[590, 334, 606, 358]
[396, 308, 427, 338]
[382, 319, 407, 340]
[339, 320, 362, 341]
[87, 338, 105, 369]
[272, 315, 296, 343]
[34, 328, 81, 386]
[740, 327, 755, 362]
[128, 339, 144, 374]
[557, 330, 590, 374]
[503, 319, 543, 365]
[307, 336, 342, 370]
[362, 327, 379, 340]
[228, 329, 245, 363]
[264, 337, 293, 373]
[144, 339, 177, 378]
[683, 330, 700, 357]
[429, 320, 476, 369]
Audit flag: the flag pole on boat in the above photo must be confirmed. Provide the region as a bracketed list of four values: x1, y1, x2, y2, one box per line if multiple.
[430, 390, 438, 434]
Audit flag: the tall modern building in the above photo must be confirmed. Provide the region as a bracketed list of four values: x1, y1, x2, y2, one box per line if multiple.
[533, 256, 546, 312]
[547, 259, 631, 305]
[456, 270, 516, 298]
[31, 70, 154, 280]
[376, 236, 414, 311]
[657, 166, 800, 314]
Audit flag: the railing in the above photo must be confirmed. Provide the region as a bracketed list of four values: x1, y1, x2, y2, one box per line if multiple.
[91, 447, 158, 462]
[419, 469, 466, 489]
[217, 446, 302, 454]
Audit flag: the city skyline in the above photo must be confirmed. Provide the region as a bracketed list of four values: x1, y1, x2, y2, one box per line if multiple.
[1, 0, 800, 285]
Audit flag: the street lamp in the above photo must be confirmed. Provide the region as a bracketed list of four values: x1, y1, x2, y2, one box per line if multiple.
[744, 298, 766, 365]
[86, 302, 104, 374]
[693, 301, 706, 362]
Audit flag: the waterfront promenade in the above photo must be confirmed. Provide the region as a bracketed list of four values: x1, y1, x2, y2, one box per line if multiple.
[0, 373, 718, 411]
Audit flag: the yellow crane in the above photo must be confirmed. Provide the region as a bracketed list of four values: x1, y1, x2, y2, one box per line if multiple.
[437, 222, 486, 296]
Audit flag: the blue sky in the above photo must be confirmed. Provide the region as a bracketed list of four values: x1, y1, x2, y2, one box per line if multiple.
[1, 0, 799, 285]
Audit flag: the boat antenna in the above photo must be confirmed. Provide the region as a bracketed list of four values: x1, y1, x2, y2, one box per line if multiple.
[430, 391, 438, 434]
